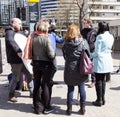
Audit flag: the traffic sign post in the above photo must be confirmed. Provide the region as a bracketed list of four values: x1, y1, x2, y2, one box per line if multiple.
[29, 2, 40, 32]
[28, 0, 40, 3]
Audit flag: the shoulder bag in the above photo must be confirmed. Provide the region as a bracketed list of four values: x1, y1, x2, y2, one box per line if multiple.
[79, 41, 94, 75]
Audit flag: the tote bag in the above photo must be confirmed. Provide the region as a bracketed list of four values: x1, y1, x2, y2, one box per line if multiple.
[79, 42, 94, 75]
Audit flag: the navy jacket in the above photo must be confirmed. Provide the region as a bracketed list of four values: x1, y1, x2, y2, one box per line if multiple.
[5, 26, 22, 64]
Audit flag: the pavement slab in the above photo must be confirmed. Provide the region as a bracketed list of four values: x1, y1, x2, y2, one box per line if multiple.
[0, 38, 120, 117]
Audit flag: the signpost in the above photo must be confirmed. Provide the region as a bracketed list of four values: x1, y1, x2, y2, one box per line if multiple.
[28, 0, 40, 32]
[28, 0, 40, 3]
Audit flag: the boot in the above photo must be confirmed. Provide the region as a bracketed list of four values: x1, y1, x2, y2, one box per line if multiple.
[66, 104, 72, 115]
[92, 81, 102, 106]
[92, 100, 102, 106]
[102, 81, 106, 105]
[79, 103, 85, 115]
[8, 93, 17, 102]
[106, 73, 111, 82]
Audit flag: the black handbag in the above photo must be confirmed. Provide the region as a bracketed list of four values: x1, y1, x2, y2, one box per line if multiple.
[79, 41, 94, 75]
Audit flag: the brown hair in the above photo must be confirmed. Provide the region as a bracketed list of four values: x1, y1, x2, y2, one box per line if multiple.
[65, 24, 82, 40]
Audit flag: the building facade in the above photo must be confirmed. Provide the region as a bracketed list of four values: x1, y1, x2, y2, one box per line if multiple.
[40, 0, 58, 16]
[40, 0, 120, 24]
[88, 0, 120, 23]
[0, 0, 29, 27]
[0, 0, 120, 37]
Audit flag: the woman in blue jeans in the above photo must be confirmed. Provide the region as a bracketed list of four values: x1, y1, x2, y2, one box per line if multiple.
[62, 24, 90, 115]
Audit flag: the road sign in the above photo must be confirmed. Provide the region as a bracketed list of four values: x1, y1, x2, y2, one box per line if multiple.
[28, 0, 40, 3]
[29, 3, 39, 23]
[29, 2, 39, 33]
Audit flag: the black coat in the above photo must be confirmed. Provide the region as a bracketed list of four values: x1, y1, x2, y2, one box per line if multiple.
[5, 26, 22, 64]
[62, 38, 89, 86]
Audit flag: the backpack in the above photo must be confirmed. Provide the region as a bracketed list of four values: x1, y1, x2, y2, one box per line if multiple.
[87, 29, 97, 52]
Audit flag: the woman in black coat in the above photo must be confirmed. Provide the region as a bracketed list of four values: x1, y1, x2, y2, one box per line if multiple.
[62, 24, 90, 115]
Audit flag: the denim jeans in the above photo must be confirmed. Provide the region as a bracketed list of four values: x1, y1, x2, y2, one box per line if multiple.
[67, 83, 86, 105]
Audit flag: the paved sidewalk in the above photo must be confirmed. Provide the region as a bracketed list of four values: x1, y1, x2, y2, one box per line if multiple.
[0, 38, 120, 117]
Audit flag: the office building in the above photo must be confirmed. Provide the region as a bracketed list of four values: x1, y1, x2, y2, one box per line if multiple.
[0, 0, 29, 27]
[40, 0, 120, 23]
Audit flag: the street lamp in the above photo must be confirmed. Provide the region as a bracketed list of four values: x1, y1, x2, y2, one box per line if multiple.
[8, 4, 11, 25]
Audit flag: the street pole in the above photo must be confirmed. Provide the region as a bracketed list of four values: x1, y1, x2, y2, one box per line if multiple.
[29, 2, 40, 33]
[8, 4, 10, 25]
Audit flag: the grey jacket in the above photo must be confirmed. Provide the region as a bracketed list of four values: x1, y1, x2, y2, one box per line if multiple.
[62, 38, 90, 86]
[32, 34, 55, 61]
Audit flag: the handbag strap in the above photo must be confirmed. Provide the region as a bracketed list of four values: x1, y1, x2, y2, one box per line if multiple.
[82, 39, 90, 57]
[82, 39, 86, 50]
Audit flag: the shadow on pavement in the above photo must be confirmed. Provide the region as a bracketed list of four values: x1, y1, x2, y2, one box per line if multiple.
[0, 82, 93, 115]
[110, 86, 120, 90]
[57, 65, 64, 71]
[0, 82, 33, 114]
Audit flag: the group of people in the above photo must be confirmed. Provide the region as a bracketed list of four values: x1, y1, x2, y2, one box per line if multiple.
[63, 19, 114, 115]
[5, 17, 114, 115]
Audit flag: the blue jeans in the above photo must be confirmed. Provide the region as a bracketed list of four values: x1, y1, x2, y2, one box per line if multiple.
[67, 83, 86, 105]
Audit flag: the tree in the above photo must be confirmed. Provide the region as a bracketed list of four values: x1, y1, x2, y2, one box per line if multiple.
[46, 0, 77, 29]
[45, 0, 95, 30]
[74, 0, 95, 31]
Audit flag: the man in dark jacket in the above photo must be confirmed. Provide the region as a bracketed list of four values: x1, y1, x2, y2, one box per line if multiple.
[81, 18, 97, 88]
[5, 18, 32, 102]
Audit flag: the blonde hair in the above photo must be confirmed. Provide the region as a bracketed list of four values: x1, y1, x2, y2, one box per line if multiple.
[65, 24, 82, 40]
[37, 19, 50, 33]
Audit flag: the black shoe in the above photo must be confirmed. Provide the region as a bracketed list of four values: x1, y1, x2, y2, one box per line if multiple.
[102, 100, 105, 105]
[34, 109, 40, 114]
[34, 110, 40, 114]
[92, 101, 102, 107]
[79, 108, 86, 115]
[43, 106, 54, 114]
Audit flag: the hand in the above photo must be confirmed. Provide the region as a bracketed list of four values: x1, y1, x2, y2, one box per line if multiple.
[17, 52, 22, 58]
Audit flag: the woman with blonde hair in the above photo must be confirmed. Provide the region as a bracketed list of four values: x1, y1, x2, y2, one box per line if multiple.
[62, 24, 90, 115]
[30, 20, 55, 114]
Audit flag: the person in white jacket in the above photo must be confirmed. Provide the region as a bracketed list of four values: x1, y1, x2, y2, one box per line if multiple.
[91, 21, 114, 106]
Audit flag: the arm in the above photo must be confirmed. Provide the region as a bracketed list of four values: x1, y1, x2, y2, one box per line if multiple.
[46, 37, 55, 59]
[53, 32, 64, 43]
[62, 45, 66, 60]
[6, 30, 21, 53]
[91, 35, 102, 58]
[83, 39, 91, 57]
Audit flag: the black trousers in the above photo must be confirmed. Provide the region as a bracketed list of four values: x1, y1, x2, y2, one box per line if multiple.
[32, 60, 53, 111]
[94, 73, 106, 102]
